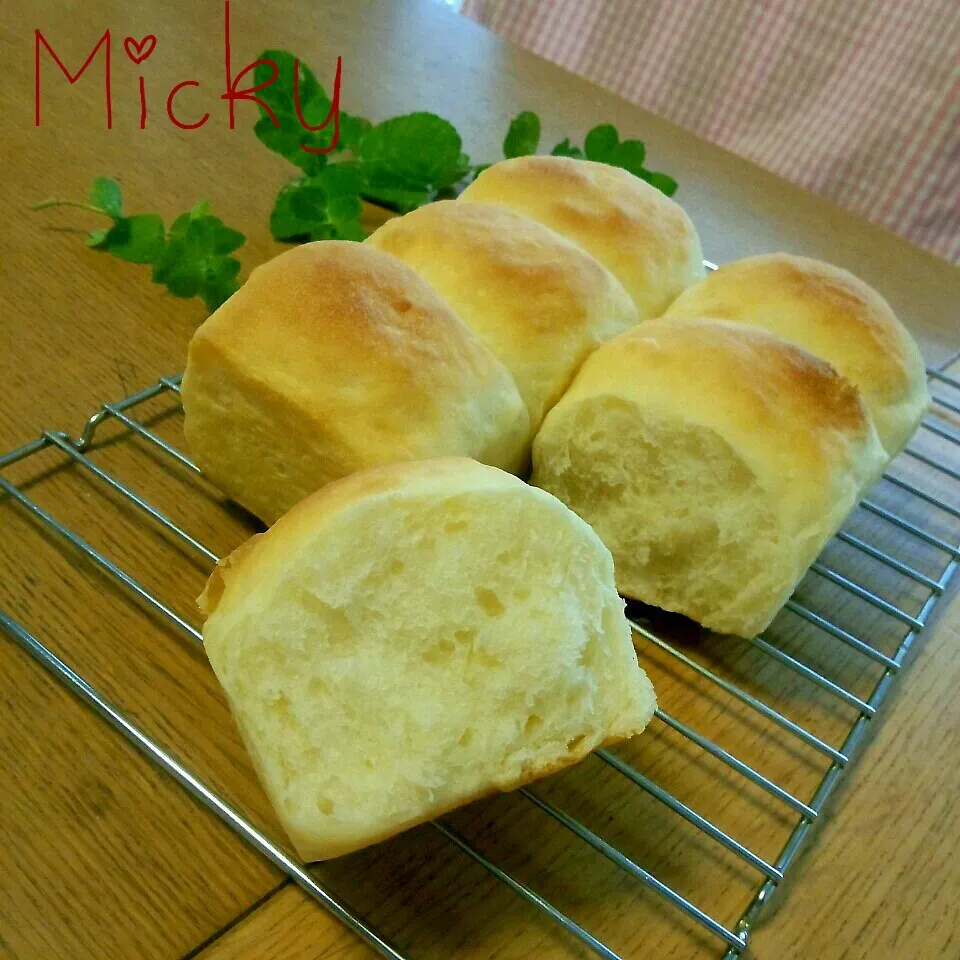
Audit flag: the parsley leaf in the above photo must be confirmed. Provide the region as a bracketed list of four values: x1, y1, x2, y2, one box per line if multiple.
[503, 111, 541, 158]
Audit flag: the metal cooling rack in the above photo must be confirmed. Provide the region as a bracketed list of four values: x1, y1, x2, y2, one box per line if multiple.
[1, 357, 959, 959]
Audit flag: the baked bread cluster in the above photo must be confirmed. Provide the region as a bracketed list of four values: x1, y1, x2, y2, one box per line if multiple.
[182, 157, 704, 519]
[186, 156, 929, 859]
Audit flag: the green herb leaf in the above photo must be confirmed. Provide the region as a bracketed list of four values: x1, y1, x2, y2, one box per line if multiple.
[269, 164, 366, 243]
[550, 138, 584, 158]
[214, 225, 245, 255]
[254, 114, 329, 176]
[317, 163, 364, 198]
[99, 213, 166, 264]
[640, 170, 678, 197]
[254, 49, 326, 125]
[356, 165, 432, 213]
[202, 257, 243, 312]
[330, 217, 365, 241]
[252, 49, 367, 172]
[338, 112, 373, 153]
[88, 177, 123, 217]
[152, 204, 245, 309]
[358, 113, 468, 198]
[609, 139, 646, 177]
[328, 194, 363, 224]
[503, 111, 541, 158]
[584, 124, 618, 162]
[270, 181, 315, 241]
[33, 179, 245, 313]
[86, 226, 111, 248]
[290, 184, 329, 222]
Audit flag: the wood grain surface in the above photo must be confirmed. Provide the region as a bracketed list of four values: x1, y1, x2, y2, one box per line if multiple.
[1, 2, 958, 959]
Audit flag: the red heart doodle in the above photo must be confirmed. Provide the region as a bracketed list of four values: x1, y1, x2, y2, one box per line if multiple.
[123, 35, 156, 65]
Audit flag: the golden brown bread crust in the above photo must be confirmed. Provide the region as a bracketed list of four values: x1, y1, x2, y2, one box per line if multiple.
[531, 318, 889, 636]
[181, 242, 530, 524]
[662, 253, 930, 456]
[366, 200, 639, 431]
[459, 156, 705, 319]
[559, 318, 877, 468]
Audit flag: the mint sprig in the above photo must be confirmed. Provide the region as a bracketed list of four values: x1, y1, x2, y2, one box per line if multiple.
[497, 115, 678, 197]
[254, 49, 680, 247]
[34, 55, 681, 318]
[32, 179, 245, 311]
[152, 201, 245, 310]
[568, 122, 677, 196]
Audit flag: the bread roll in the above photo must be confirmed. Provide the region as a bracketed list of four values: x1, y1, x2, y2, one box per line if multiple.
[662, 254, 930, 457]
[460, 156, 705, 319]
[181, 241, 530, 524]
[531, 318, 888, 638]
[366, 201, 639, 432]
[198, 458, 656, 861]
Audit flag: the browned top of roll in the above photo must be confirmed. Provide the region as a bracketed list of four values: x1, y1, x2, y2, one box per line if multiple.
[460, 156, 705, 319]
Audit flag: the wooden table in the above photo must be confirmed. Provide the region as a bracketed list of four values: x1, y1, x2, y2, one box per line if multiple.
[1, 2, 958, 959]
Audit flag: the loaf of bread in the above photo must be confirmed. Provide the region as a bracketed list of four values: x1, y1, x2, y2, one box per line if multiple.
[198, 458, 656, 861]
[181, 241, 530, 524]
[460, 156, 706, 319]
[531, 318, 888, 638]
[662, 253, 930, 458]
[366, 200, 639, 433]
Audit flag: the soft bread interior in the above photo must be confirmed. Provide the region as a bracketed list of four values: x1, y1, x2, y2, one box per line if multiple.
[533, 398, 809, 637]
[202, 463, 655, 861]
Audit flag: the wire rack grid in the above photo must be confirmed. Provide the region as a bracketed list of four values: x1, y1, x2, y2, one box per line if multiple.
[1, 346, 959, 958]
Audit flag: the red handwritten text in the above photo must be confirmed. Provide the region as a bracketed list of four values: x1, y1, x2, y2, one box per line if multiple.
[34, 1, 341, 152]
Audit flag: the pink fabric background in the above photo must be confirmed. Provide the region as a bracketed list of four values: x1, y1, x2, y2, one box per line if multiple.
[460, 0, 960, 263]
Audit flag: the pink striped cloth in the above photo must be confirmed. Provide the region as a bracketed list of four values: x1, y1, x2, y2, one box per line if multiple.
[460, 0, 960, 263]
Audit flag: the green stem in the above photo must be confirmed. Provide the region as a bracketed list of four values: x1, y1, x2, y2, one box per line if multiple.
[30, 198, 110, 216]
